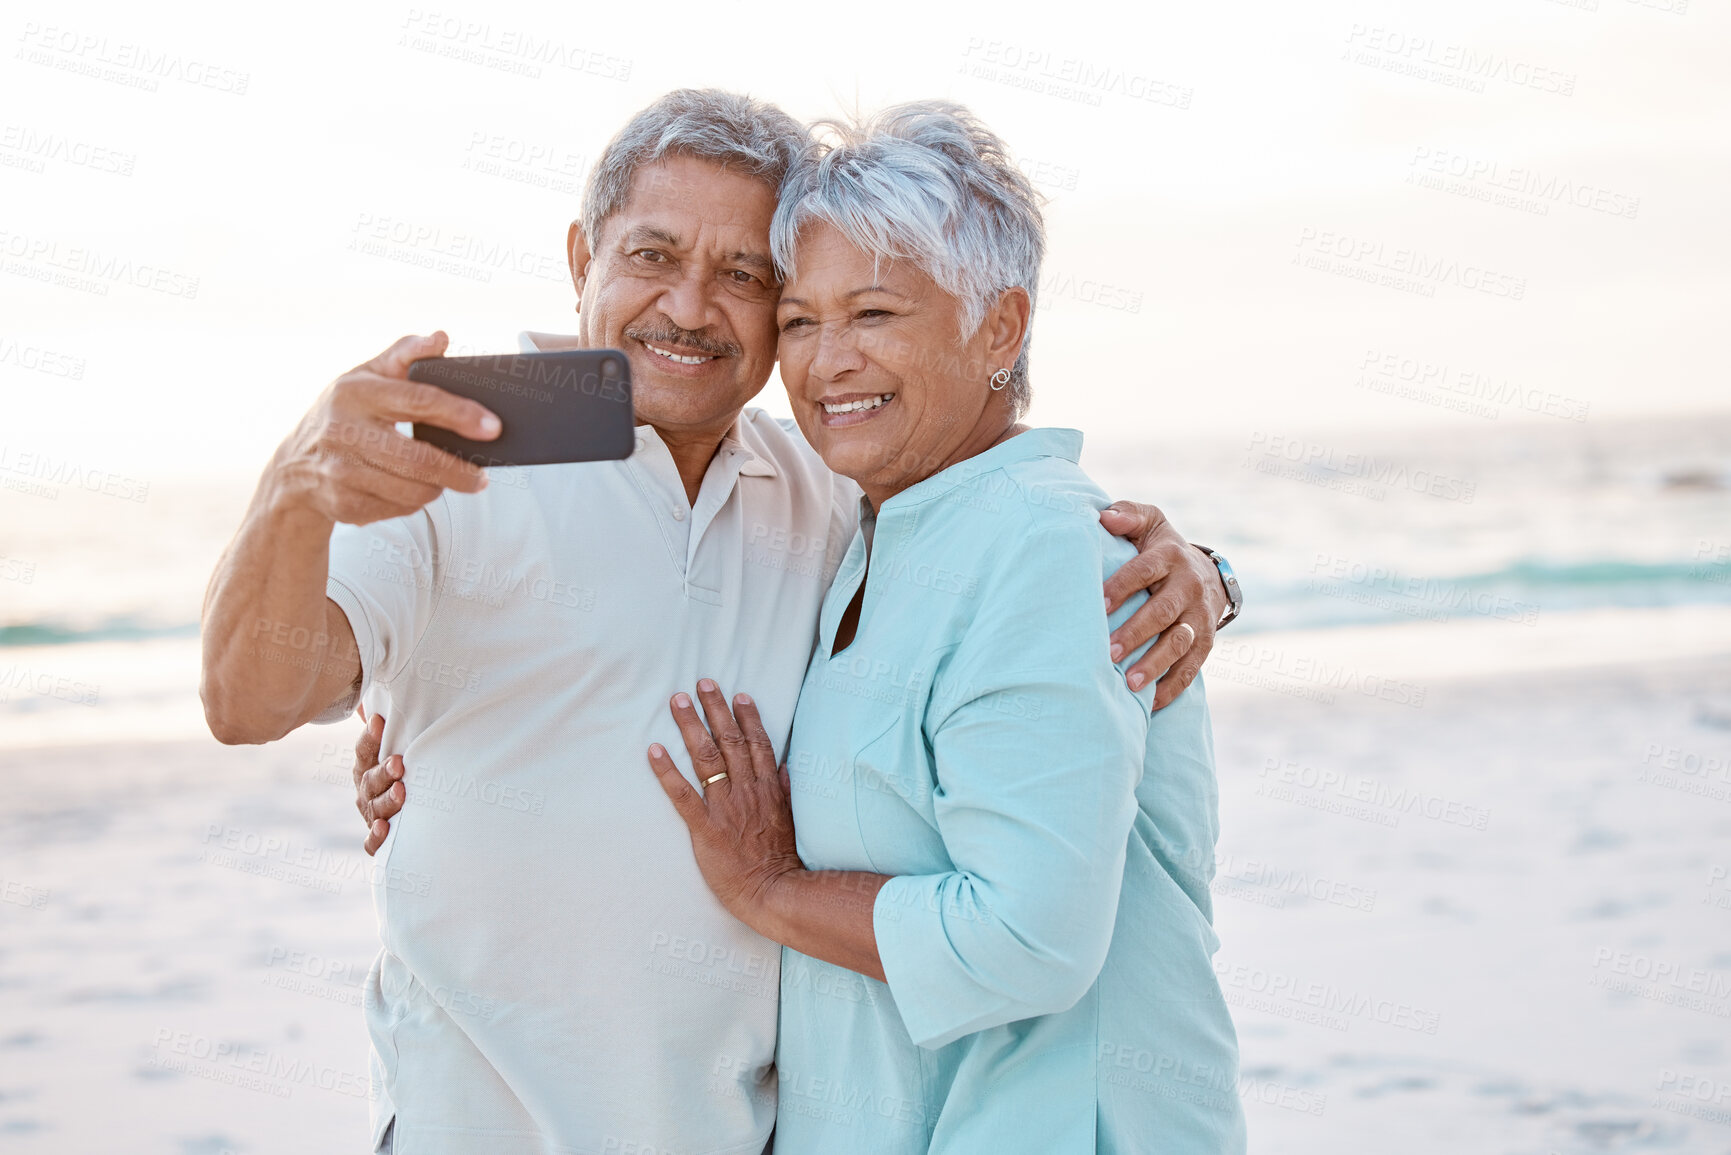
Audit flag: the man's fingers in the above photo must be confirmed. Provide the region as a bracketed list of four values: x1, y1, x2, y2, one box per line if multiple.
[327, 453, 450, 512]
[312, 458, 442, 526]
[364, 331, 450, 379]
[1099, 500, 1168, 546]
[1110, 587, 1183, 662]
[1124, 621, 1194, 693]
[368, 376, 500, 443]
[1153, 606, 1218, 711]
[1098, 499, 1164, 536]
[1102, 544, 1173, 614]
[355, 420, 493, 494]
[1153, 638, 1207, 711]
[647, 742, 710, 827]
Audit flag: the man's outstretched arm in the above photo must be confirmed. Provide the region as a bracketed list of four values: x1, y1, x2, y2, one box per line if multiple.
[1099, 501, 1238, 711]
[200, 331, 498, 744]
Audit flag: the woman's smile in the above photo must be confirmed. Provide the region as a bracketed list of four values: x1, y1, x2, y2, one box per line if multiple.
[817, 392, 897, 427]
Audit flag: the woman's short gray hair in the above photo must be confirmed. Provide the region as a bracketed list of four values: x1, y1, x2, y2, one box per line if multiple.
[770, 101, 1046, 416]
[580, 89, 810, 244]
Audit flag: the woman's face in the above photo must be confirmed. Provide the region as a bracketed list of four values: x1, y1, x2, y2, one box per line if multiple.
[775, 223, 1025, 504]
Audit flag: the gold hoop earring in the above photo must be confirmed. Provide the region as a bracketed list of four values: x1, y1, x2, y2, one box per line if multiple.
[989, 368, 1011, 391]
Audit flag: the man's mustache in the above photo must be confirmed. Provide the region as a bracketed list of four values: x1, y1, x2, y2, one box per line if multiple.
[623, 323, 740, 359]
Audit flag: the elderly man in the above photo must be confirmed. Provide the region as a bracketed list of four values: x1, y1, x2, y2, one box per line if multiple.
[200, 89, 1238, 1154]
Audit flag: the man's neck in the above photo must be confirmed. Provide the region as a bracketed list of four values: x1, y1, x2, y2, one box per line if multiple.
[657, 425, 731, 506]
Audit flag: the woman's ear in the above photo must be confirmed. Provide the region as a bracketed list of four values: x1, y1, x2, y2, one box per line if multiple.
[983, 286, 1032, 372]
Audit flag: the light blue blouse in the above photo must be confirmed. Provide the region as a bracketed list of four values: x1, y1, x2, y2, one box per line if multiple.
[776, 428, 1246, 1154]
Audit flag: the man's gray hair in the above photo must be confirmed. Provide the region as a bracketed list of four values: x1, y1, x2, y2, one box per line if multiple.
[770, 101, 1046, 417]
[580, 88, 810, 244]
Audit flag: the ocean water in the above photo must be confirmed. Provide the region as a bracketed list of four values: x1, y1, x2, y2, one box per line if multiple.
[1, 411, 1729, 745]
[1085, 410, 1731, 633]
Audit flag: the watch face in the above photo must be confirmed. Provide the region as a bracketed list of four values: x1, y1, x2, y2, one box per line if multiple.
[1205, 550, 1243, 627]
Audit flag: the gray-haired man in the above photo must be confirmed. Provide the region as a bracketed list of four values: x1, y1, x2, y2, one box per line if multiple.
[200, 90, 1235, 1153]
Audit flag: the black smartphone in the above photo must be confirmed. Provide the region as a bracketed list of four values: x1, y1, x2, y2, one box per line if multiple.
[408, 351, 634, 467]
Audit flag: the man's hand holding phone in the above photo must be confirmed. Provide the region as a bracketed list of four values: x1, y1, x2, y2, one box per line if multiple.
[200, 332, 498, 744]
[270, 331, 500, 527]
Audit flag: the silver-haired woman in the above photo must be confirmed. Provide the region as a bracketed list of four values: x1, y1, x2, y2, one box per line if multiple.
[649, 102, 1245, 1153]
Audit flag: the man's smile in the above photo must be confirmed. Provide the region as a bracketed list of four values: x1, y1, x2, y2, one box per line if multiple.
[643, 340, 719, 366]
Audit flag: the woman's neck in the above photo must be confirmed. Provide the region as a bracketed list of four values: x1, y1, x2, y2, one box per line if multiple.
[858, 421, 1028, 512]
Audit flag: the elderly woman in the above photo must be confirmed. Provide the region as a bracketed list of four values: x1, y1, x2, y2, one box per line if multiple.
[647, 102, 1245, 1153]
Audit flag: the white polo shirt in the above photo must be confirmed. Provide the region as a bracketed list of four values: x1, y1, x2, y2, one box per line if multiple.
[322, 337, 858, 1154]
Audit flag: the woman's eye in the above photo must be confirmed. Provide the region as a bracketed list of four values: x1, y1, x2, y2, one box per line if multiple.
[858, 309, 891, 320]
[780, 316, 812, 332]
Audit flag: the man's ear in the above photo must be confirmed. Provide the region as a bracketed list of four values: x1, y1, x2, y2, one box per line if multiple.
[567, 220, 593, 302]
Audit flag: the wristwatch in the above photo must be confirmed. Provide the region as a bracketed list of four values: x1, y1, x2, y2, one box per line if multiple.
[1191, 544, 1243, 629]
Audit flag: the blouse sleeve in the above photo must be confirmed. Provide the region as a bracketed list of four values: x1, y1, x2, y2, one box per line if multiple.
[872, 518, 1157, 1049]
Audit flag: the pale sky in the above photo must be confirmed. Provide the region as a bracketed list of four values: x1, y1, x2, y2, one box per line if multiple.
[2, 0, 1726, 481]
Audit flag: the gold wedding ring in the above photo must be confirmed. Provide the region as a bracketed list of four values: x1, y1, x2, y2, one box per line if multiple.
[702, 771, 730, 787]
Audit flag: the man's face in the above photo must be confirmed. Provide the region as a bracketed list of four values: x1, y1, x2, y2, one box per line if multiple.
[568, 156, 781, 441]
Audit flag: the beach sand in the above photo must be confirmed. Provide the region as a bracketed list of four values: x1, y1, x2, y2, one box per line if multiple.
[1205, 645, 1731, 1154]
[0, 725, 377, 1154]
[2, 610, 1730, 1153]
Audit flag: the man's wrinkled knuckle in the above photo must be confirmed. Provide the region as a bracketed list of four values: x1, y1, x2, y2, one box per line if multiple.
[1142, 599, 1176, 627]
[401, 381, 440, 414]
[325, 454, 364, 487]
[330, 376, 363, 408]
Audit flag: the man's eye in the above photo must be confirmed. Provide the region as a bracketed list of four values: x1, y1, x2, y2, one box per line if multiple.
[633, 249, 667, 263]
[729, 270, 760, 285]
